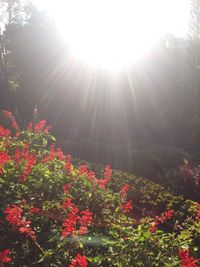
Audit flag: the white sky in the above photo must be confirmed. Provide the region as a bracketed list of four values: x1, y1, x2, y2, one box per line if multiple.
[32, 0, 190, 69]
[33, 0, 190, 37]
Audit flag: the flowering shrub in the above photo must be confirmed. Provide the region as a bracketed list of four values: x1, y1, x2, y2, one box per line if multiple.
[0, 110, 200, 266]
[179, 249, 200, 267]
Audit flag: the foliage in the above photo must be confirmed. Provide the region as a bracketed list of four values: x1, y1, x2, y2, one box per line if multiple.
[0, 111, 200, 266]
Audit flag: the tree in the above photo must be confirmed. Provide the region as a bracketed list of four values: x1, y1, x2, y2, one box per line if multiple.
[0, 0, 33, 109]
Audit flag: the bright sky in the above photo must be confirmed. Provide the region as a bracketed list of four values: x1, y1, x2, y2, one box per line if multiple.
[32, 0, 190, 69]
[33, 0, 190, 36]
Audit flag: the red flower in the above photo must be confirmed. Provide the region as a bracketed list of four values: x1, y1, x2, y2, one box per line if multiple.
[4, 205, 36, 239]
[2, 110, 12, 119]
[13, 144, 36, 181]
[70, 254, 88, 267]
[78, 165, 88, 175]
[0, 249, 12, 263]
[62, 206, 79, 237]
[42, 145, 65, 163]
[63, 183, 72, 194]
[78, 226, 88, 235]
[30, 207, 41, 214]
[119, 184, 130, 198]
[34, 120, 47, 132]
[4, 205, 22, 227]
[179, 248, 200, 267]
[62, 197, 74, 209]
[149, 209, 173, 234]
[62, 197, 93, 238]
[2, 110, 19, 130]
[86, 170, 96, 180]
[79, 210, 93, 226]
[104, 164, 112, 181]
[122, 200, 133, 213]
[27, 122, 33, 131]
[0, 151, 11, 174]
[149, 222, 159, 233]
[11, 118, 18, 130]
[0, 126, 11, 137]
[65, 162, 72, 172]
[44, 126, 51, 133]
[19, 227, 35, 239]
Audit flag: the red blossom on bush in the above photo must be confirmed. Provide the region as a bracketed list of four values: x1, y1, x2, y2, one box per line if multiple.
[62, 206, 79, 237]
[122, 200, 133, 213]
[11, 118, 18, 130]
[13, 144, 36, 181]
[149, 209, 173, 234]
[0, 249, 12, 263]
[149, 222, 159, 233]
[34, 119, 47, 132]
[65, 154, 72, 172]
[62, 197, 75, 210]
[86, 170, 96, 180]
[0, 126, 11, 137]
[70, 254, 88, 267]
[104, 164, 112, 180]
[78, 165, 88, 175]
[27, 122, 33, 131]
[94, 165, 112, 190]
[119, 184, 130, 199]
[179, 248, 200, 267]
[0, 151, 11, 174]
[4, 205, 22, 227]
[62, 195, 93, 237]
[79, 209, 93, 226]
[30, 207, 41, 214]
[42, 145, 65, 163]
[2, 110, 12, 119]
[4, 205, 36, 239]
[19, 226, 35, 239]
[2, 110, 19, 131]
[63, 183, 72, 194]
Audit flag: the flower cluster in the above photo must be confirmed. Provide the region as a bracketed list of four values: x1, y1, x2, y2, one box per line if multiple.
[0, 249, 12, 263]
[62, 204, 93, 237]
[62, 187, 93, 237]
[27, 120, 51, 133]
[70, 253, 88, 267]
[179, 248, 200, 267]
[0, 125, 11, 138]
[78, 164, 112, 190]
[0, 151, 10, 174]
[4, 205, 36, 239]
[122, 200, 133, 213]
[42, 145, 65, 163]
[34, 120, 47, 132]
[3, 110, 19, 132]
[29, 207, 41, 214]
[13, 143, 36, 181]
[65, 154, 72, 172]
[149, 209, 173, 233]
[119, 184, 130, 199]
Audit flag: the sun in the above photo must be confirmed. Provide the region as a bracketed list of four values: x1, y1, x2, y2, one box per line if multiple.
[33, 0, 189, 70]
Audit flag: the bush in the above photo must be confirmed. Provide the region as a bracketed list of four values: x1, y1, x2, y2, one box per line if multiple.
[0, 110, 200, 266]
